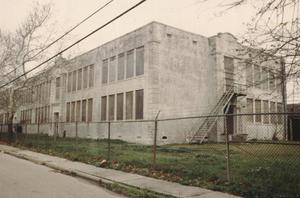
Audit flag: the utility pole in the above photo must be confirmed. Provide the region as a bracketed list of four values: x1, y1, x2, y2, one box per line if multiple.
[280, 57, 288, 140]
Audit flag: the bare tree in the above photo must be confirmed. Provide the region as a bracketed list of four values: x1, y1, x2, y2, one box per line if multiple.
[0, 2, 57, 142]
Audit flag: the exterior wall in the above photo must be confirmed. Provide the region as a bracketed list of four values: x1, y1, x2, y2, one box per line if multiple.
[0, 22, 285, 144]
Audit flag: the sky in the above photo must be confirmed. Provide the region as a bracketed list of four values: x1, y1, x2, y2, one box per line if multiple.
[0, 0, 299, 103]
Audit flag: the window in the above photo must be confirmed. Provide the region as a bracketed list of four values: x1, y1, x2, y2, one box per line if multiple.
[263, 100, 269, 124]
[101, 96, 107, 121]
[135, 89, 144, 119]
[126, 91, 133, 119]
[136, 46, 144, 76]
[76, 100, 81, 122]
[246, 63, 253, 86]
[109, 95, 115, 121]
[87, 98, 93, 122]
[261, 68, 269, 90]
[117, 93, 124, 120]
[66, 102, 70, 122]
[126, 50, 134, 78]
[255, 99, 261, 122]
[83, 66, 88, 88]
[246, 98, 254, 122]
[71, 101, 76, 122]
[77, 68, 82, 90]
[270, 102, 276, 124]
[254, 65, 261, 89]
[269, 71, 276, 91]
[118, 53, 125, 80]
[81, 100, 86, 122]
[72, 70, 77, 92]
[102, 59, 108, 84]
[89, 65, 94, 87]
[109, 57, 116, 82]
[55, 77, 61, 100]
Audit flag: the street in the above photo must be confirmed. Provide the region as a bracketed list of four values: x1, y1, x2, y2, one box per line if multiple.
[0, 152, 125, 198]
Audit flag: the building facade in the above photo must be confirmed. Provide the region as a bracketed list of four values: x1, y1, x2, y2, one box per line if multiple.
[0, 22, 285, 144]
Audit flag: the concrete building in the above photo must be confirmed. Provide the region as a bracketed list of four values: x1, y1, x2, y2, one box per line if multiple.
[0, 22, 285, 144]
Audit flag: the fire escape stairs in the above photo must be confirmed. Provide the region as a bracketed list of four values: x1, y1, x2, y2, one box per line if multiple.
[189, 87, 236, 144]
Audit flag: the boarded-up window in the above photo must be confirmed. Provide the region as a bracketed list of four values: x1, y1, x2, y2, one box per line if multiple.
[270, 101, 276, 124]
[72, 70, 77, 92]
[117, 93, 123, 120]
[109, 57, 116, 82]
[135, 89, 144, 119]
[118, 53, 125, 80]
[87, 98, 93, 122]
[136, 46, 144, 76]
[83, 66, 88, 88]
[102, 59, 108, 84]
[66, 102, 70, 122]
[76, 100, 81, 122]
[101, 96, 107, 121]
[89, 65, 94, 87]
[255, 99, 261, 122]
[81, 100, 86, 122]
[77, 68, 82, 90]
[263, 100, 269, 124]
[109, 95, 115, 121]
[71, 102, 76, 122]
[55, 77, 61, 100]
[247, 98, 253, 122]
[126, 91, 133, 119]
[246, 63, 253, 86]
[254, 65, 261, 89]
[126, 50, 134, 78]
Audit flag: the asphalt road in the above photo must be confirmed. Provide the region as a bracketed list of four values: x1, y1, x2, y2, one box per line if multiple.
[0, 152, 125, 198]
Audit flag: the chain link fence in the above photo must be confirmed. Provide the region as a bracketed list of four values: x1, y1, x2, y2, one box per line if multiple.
[0, 112, 299, 197]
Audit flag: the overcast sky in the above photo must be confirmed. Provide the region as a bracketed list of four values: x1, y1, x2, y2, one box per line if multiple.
[1, 0, 299, 102]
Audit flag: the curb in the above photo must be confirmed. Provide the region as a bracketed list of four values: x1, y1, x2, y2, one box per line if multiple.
[1, 149, 176, 198]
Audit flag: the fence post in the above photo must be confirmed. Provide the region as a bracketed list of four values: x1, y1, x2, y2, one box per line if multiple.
[153, 111, 160, 169]
[225, 114, 231, 182]
[107, 121, 111, 161]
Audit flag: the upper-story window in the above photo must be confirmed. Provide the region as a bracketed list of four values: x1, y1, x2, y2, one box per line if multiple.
[102, 59, 108, 84]
[67, 72, 72, 92]
[83, 66, 88, 89]
[136, 46, 144, 76]
[77, 68, 82, 90]
[72, 70, 77, 92]
[109, 57, 116, 82]
[126, 50, 134, 78]
[55, 77, 61, 100]
[118, 53, 125, 80]
[89, 65, 94, 87]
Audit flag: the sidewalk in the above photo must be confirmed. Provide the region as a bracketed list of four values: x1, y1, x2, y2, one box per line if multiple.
[0, 144, 239, 198]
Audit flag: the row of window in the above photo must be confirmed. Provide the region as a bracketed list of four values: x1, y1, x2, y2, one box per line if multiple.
[19, 81, 51, 105]
[246, 64, 280, 91]
[21, 109, 32, 124]
[246, 98, 282, 124]
[0, 113, 9, 124]
[66, 98, 93, 122]
[67, 65, 94, 93]
[102, 46, 144, 84]
[101, 89, 144, 121]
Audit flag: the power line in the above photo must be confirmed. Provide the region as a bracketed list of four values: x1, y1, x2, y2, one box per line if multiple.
[0, 0, 147, 89]
[1, 0, 114, 79]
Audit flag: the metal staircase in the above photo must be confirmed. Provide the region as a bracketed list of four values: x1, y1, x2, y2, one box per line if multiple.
[189, 87, 235, 143]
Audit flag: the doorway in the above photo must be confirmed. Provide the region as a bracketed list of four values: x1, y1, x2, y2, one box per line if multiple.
[54, 112, 59, 137]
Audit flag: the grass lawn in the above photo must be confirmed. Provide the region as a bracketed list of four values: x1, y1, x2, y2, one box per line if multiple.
[2, 133, 300, 198]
